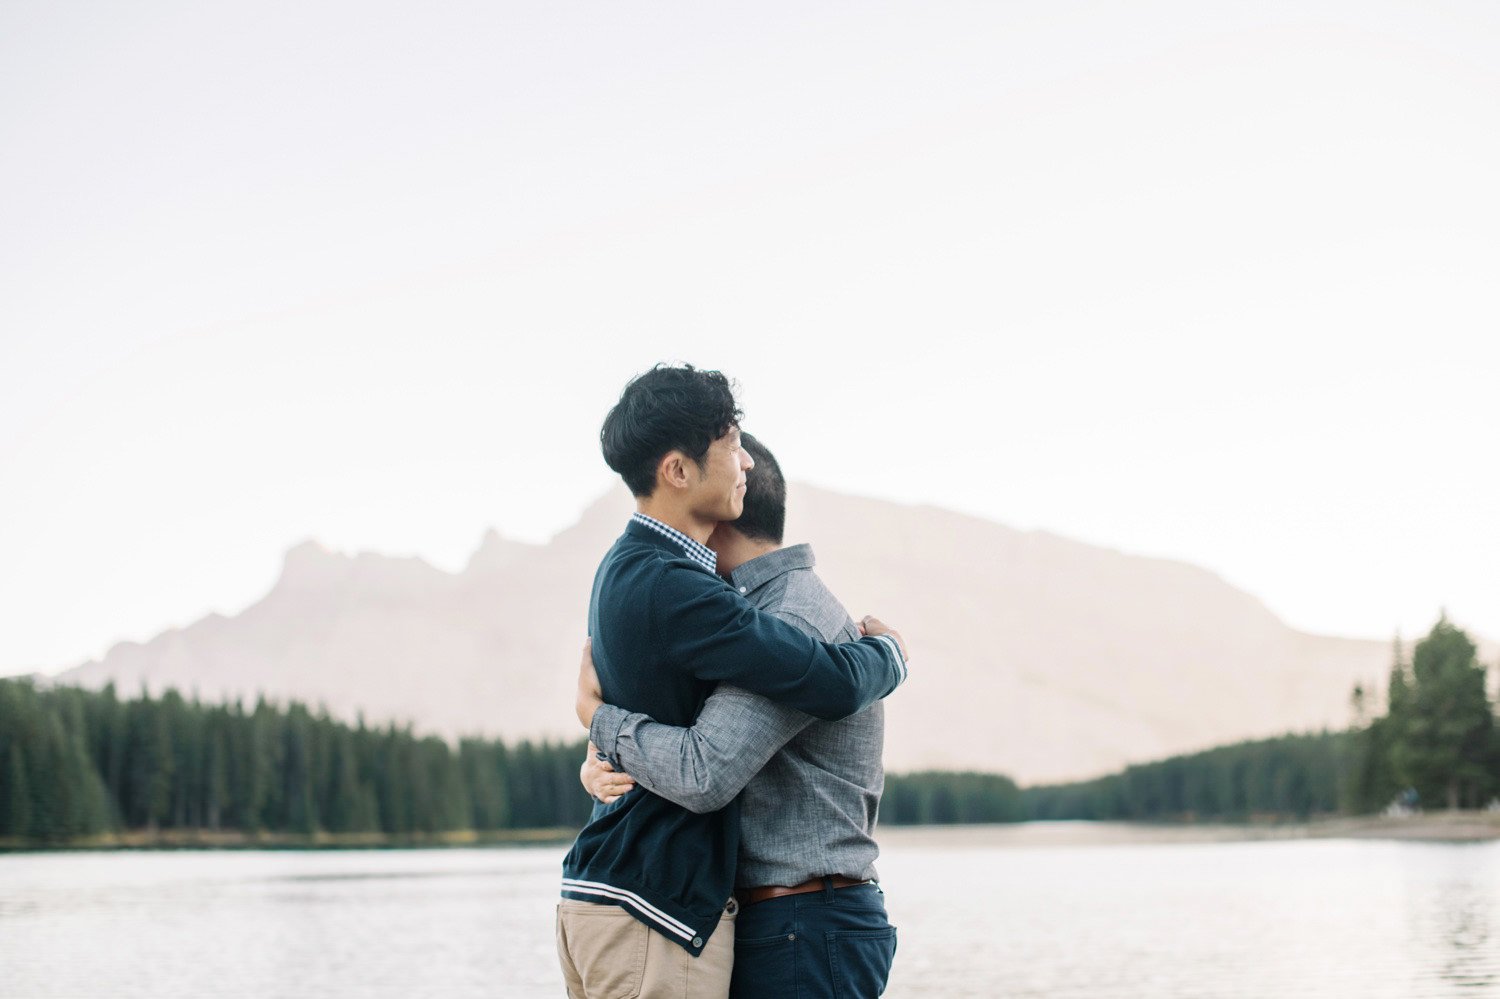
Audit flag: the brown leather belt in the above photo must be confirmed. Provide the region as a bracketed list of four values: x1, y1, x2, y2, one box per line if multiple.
[735, 875, 870, 907]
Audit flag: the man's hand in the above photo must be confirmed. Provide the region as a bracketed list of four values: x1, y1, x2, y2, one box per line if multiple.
[579, 741, 636, 804]
[858, 615, 908, 664]
[575, 638, 604, 730]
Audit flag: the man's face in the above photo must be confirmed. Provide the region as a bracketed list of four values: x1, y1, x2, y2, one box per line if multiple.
[687, 426, 753, 523]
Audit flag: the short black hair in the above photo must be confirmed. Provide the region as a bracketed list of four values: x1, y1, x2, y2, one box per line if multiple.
[734, 432, 786, 544]
[600, 364, 743, 497]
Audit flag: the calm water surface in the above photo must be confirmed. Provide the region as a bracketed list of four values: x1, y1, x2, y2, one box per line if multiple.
[1, 826, 1497, 998]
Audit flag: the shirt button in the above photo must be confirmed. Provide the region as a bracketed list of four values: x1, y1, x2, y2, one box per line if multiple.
[738, 586, 747, 594]
[692, 937, 703, 948]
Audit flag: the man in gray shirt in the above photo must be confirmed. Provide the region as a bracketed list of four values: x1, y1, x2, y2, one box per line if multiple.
[578, 433, 896, 998]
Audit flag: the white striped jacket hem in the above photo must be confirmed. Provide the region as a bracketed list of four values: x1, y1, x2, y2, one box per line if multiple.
[560, 878, 697, 943]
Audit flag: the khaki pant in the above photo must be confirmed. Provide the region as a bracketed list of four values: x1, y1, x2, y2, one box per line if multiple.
[556, 898, 737, 999]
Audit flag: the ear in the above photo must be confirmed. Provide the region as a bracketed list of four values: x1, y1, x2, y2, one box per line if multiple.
[656, 451, 694, 492]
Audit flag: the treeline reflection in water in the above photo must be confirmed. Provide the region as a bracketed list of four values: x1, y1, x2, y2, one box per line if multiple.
[0, 826, 1496, 998]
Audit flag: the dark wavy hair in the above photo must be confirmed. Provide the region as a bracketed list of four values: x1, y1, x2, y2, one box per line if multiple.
[600, 364, 743, 497]
[734, 432, 786, 544]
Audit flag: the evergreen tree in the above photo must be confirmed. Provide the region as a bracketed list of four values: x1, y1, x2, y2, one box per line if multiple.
[282, 704, 319, 834]
[94, 682, 127, 826]
[1344, 639, 1405, 813]
[247, 699, 279, 830]
[461, 739, 510, 830]
[124, 692, 174, 829]
[205, 719, 230, 830]
[1388, 615, 1495, 809]
[323, 728, 360, 833]
[1, 744, 32, 839]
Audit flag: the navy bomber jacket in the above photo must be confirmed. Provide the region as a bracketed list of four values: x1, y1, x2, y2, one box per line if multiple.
[560, 517, 907, 955]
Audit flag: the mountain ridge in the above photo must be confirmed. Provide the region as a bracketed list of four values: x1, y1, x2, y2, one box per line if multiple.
[55, 483, 1466, 783]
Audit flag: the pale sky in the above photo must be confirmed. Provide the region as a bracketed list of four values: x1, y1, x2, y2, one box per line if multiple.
[3, 1, 1498, 676]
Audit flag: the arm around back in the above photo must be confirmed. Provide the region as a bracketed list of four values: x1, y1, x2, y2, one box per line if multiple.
[652, 563, 906, 720]
[591, 686, 812, 813]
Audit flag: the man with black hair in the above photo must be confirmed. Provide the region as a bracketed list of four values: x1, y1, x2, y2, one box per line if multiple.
[577, 432, 898, 998]
[557, 365, 909, 999]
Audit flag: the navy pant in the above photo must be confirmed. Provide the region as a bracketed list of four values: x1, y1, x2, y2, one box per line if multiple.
[729, 881, 897, 999]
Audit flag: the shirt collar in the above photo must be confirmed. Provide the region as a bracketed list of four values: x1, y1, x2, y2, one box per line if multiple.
[728, 543, 815, 596]
[630, 513, 718, 574]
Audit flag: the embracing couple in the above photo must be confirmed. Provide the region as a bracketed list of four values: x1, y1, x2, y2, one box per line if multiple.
[555, 364, 909, 998]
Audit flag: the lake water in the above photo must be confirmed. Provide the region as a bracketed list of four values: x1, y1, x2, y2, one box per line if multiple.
[2, 825, 1498, 998]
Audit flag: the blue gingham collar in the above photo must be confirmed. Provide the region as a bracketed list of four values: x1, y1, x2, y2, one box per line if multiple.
[630, 513, 718, 574]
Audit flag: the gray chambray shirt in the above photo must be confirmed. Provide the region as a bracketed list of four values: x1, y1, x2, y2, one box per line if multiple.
[590, 543, 884, 888]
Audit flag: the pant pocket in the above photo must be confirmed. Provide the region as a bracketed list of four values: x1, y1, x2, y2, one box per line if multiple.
[730, 932, 798, 998]
[556, 901, 649, 999]
[826, 926, 897, 999]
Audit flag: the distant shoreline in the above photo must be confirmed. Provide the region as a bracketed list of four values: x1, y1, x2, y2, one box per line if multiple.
[879, 812, 1500, 848]
[5, 814, 1500, 854]
[0, 827, 578, 853]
